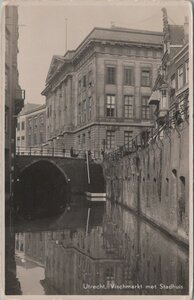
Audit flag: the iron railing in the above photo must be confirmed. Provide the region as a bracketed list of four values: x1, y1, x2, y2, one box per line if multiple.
[16, 146, 102, 160]
[104, 95, 189, 162]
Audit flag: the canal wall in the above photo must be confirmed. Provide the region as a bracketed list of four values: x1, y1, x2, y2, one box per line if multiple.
[103, 122, 189, 246]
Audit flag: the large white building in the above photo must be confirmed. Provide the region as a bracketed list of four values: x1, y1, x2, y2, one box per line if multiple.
[42, 26, 163, 157]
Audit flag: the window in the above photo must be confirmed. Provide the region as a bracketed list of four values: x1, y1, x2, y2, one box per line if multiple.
[83, 100, 86, 123]
[78, 135, 80, 146]
[124, 95, 134, 118]
[17, 122, 20, 131]
[144, 49, 148, 58]
[47, 107, 49, 117]
[141, 70, 151, 86]
[178, 65, 184, 89]
[106, 130, 115, 149]
[161, 90, 167, 108]
[106, 67, 116, 84]
[21, 136, 25, 147]
[185, 60, 189, 84]
[124, 68, 133, 86]
[78, 103, 81, 124]
[88, 97, 92, 121]
[124, 131, 133, 145]
[88, 131, 91, 147]
[106, 95, 115, 117]
[83, 75, 86, 88]
[142, 96, 150, 119]
[21, 121, 25, 130]
[49, 105, 52, 116]
[82, 133, 86, 144]
[17, 137, 20, 141]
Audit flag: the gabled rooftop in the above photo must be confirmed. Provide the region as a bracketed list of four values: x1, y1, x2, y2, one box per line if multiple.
[19, 103, 46, 116]
[168, 25, 184, 45]
[19, 103, 40, 116]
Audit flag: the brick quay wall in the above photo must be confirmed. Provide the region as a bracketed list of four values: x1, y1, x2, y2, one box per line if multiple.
[103, 121, 189, 246]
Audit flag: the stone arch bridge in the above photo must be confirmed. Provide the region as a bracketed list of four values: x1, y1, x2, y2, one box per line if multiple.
[15, 155, 88, 194]
[15, 154, 105, 194]
[14, 153, 105, 218]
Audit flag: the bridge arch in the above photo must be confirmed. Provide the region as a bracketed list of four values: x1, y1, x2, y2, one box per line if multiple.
[17, 158, 70, 183]
[15, 159, 71, 219]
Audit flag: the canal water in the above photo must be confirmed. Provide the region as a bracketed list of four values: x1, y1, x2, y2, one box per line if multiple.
[6, 196, 189, 295]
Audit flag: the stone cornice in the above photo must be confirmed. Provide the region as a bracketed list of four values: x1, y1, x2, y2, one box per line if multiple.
[41, 72, 73, 96]
[49, 121, 154, 139]
[72, 39, 162, 66]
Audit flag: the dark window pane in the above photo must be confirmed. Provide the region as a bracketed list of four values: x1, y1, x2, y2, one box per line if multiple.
[106, 67, 116, 84]
[141, 70, 151, 86]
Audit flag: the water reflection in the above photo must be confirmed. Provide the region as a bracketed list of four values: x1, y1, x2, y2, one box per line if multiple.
[11, 198, 189, 295]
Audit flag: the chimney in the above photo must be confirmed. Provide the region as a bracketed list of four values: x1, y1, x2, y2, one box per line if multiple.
[184, 16, 189, 43]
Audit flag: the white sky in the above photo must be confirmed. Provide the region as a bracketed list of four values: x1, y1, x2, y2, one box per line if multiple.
[17, 1, 191, 105]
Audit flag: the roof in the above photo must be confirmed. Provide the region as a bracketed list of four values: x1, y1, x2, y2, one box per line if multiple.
[19, 103, 46, 117]
[72, 26, 163, 59]
[19, 103, 40, 116]
[88, 26, 163, 44]
[169, 25, 184, 45]
[45, 55, 66, 83]
[64, 50, 75, 60]
[43, 26, 163, 91]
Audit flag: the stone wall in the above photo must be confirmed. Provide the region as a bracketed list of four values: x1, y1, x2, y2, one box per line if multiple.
[103, 121, 189, 245]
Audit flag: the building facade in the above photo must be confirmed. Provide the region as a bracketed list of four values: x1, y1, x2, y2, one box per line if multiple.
[103, 9, 190, 245]
[4, 5, 25, 295]
[149, 9, 189, 125]
[42, 27, 163, 157]
[4, 5, 25, 206]
[16, 103, 46, 153]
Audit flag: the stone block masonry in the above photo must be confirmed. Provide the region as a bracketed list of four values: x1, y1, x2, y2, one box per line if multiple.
[103, 121, 189, 246]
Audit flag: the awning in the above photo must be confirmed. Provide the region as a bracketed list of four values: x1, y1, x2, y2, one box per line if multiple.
[148, 90, 160, 105]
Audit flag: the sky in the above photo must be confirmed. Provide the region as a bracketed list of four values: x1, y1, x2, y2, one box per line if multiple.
[17, 1, 191, 105]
